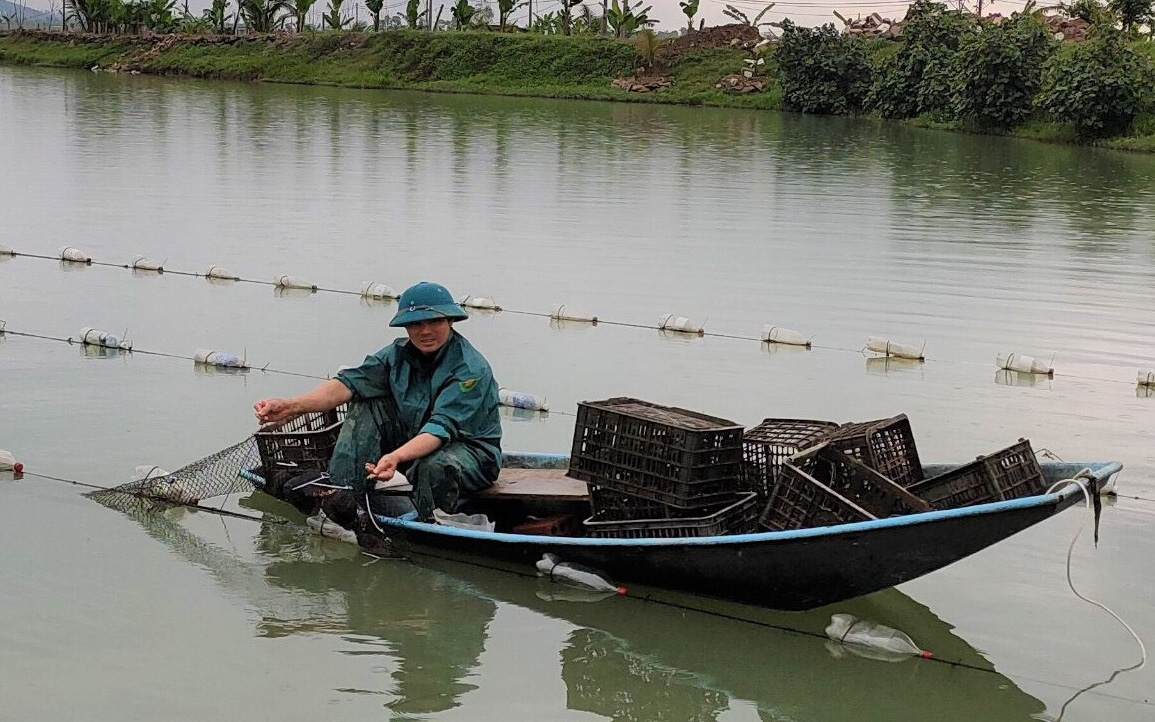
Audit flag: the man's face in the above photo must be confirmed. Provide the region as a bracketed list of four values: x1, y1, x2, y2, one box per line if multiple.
[405, 318, 452, 355]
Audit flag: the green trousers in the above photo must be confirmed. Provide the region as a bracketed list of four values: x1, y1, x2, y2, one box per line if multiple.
[327, 397, 499, 520]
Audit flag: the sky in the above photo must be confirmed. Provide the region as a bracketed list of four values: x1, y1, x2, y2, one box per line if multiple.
[8, 0, 1037, 32]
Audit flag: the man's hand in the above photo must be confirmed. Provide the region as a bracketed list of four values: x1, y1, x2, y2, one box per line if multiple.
[254, 398, 299, 425]
[365, 454, 399, 481]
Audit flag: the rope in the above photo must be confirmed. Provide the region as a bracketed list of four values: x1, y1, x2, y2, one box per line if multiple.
[3, 247, 1147, 391]
[1, 329, 330, 381]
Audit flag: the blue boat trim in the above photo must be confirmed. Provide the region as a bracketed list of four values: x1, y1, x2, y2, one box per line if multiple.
[241, 456, 1120, 548]
[369, 461, 1120, 547]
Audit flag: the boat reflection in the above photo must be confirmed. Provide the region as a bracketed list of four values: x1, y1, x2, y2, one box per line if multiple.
[109, 493, 1047, 721]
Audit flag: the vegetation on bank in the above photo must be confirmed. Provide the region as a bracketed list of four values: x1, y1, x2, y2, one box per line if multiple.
[774, 0, 1155, 151]
[0, 29, 786, 109]
[2, 0, 1155, 152]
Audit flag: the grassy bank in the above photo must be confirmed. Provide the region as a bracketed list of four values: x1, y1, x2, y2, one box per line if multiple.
[2, 29, 1154, 153]
[0, 30, 784, 110]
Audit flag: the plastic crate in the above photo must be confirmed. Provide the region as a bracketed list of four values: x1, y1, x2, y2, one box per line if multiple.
[255, 405, 346, 482]
[588, 484, 676, 519]
[742, 418, 840, 500]
[828, 414, 924, 487]
[583, 492, 760, 539]
[907, 439, 1046, 510]
[567, 398, 745, 509]
[759, 444, 929, 531]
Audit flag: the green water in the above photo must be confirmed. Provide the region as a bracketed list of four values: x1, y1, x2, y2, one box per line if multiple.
[1, 65, 1154, 721]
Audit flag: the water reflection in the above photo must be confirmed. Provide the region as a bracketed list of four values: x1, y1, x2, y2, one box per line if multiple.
[106, 492, 1047, 721]
[995, 369, 1051, 388]
[865, 356, 924, 377]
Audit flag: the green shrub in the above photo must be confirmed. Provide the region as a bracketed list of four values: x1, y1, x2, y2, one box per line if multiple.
[950, 13, 1055, 129]
[776, 21, 872, 115]
[1037, 31, 1155, 136]
[866, 0, 976, 119]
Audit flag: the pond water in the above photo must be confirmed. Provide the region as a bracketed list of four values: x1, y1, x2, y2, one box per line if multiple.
[1, 65, 1154, 721]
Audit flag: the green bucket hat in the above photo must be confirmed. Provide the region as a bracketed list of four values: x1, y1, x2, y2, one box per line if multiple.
[390, 281, 469, 327]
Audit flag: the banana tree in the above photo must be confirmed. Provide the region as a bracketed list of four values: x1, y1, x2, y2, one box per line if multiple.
[450, 0, 474, 29]
[405, 0, 426, 27]
[238, 0, 290, 31]
[322, 0, 349, 28]
[605, 0, 654, 38]
[678, 0, 697, 33]
[559, 0, 583, 35]
[292, 0, 314, 30]
[721, 2, 774, 29]
[496, 0, 524, 30]
[202, 0, 232, 32]
[365, 0, 382, 29]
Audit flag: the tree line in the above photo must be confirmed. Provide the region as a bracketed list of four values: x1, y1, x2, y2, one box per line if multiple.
[775, 0, 1155, 137]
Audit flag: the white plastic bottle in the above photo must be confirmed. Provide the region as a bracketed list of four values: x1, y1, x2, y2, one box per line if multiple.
[536, 553, 626, 595]
[825, 613, 930, 658]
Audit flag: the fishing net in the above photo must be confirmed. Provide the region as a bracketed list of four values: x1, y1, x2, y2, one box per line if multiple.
[87, 436, 261, 513]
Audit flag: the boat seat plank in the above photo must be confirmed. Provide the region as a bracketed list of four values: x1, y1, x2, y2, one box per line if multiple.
[476, 468, 588, 502]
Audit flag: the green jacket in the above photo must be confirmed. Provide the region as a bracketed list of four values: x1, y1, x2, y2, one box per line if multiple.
[335, 331, 502, 468]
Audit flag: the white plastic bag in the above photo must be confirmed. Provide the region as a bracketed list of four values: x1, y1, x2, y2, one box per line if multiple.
[760, 325, 809, 346]
[659, 314, 704, 334]
[866, 336, 924, 360]
[361, 281, 399, 299]
[997, 352, 1053, 375]
[432, 508, 495, 532]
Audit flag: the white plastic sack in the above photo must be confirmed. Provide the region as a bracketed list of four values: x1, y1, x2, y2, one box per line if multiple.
[132, 256, 164, 271]
[761, 325, 809, 346]
[206, 265, 238, 280]
[997, 352, 1053, 375]
[550, 304, 597, 323]
[0, 245, 14, 256]
[360, 281, 399, 299]
[307, 511, 360, 545]
[459, 295, 500, 310]
[79, 327, 119, 348]
[867, 336, 924, 360]
[499, 388, 549, 412]
[275, 275, 315, 290]
[659, 314, 704, 334]
[59, 246, 91, 263]
[193, 349, 246, 368]
[432, 508, 495, 532]
[1138, 370, 1155, 387]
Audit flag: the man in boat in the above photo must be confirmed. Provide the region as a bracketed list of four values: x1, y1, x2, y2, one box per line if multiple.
[253, 281, 502, 522]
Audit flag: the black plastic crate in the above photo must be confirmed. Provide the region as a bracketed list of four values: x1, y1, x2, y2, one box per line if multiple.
[907, 439, 1046, 510]
[828, 414, 924, 488]
[759, 444, 929, 531]
[567, 398, 745, 509]
[255, 405, 346, 483]
[742, 418, 840, 500]
[584, 492, 760, 539]
[588, 484, 675, 519]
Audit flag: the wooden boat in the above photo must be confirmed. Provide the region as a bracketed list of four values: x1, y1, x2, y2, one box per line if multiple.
[250, 453, 1122, 611]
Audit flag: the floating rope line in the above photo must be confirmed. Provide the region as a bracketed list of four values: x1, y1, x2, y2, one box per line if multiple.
[0, 326, 581, 417]
[0, 249, 1148, 391]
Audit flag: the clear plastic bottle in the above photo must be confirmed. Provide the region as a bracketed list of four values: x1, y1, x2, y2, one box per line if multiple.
[825, 613, 930, 658]
[536, 553, 626, 595]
